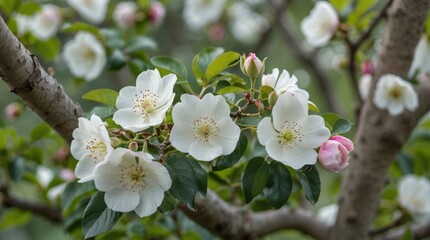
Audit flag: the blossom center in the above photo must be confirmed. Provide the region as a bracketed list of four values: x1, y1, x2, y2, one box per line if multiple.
[85, 137, 107, 162]
[120, 164, 146, 192]
[133, 90, 159, 117]
[193, 116, 219, 142]
[277, 121, 303, 149]
[83, 47, 96, 60]
[409, 196, 425, 209]
[388, 86, 404, 99]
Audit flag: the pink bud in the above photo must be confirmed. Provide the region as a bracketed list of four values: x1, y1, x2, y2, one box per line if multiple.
[330, 135, 354, 151]
[113, 2, 138, 28]
[318, 140, 350, 173]
[148, 1, 165, 26]
[4, 102, 24, 120]
[59, 169, 75, 181]
[54, 146, 69, 162]
[242, 53, 264, 78]
[209, 24, 225, 43]
[360, 60, 374, 75]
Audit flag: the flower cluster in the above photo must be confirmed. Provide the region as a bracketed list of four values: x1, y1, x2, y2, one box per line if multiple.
[70, 53, 353, 218]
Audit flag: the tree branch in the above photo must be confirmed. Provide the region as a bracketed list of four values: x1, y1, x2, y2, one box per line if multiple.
[0, 17, 83, 144]
[330, 0, 430, 239]
[375, 221, 430, 240]
[180, 190, 328, 239]
[268, 0, 343, 114]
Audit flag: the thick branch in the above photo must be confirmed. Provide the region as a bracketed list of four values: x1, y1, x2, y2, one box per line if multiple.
[0, 17, 83, 144]
[269, 0, 343, 114]
[330, 0, 430, 239]
[180, 190, 328, 239]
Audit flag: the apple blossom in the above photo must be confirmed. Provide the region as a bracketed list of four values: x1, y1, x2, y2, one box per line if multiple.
[36, 166, 54, 188]
[241, 53, 264, 78]
[373, 74, 418, 116]
[94, 148, 172, 217]
[318, 135, 354, 173]
[63, 32, 107, 81]
[409, 35, 430, 77]
[359, 74, 372, 99]
[30, 4, 62, 40]
[170, 93, 240, 161]
[316, 204, 338, 226]
[300, 1, 339, 47]
[148, 1, 166, 26]
[113, 2, 138, 28]
[67, 0, 109, 24]
[261, 68, 309, 99]
[70, 114, 113, 183]
[257, 92, 330, 169]
[183, 0, 226, 30]
[398, 175, 430, 221]
[113, 69, 176, 132]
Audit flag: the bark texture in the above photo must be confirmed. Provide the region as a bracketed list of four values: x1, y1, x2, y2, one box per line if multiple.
[330, 0, 430, 239]
[0, 17, 83, 144]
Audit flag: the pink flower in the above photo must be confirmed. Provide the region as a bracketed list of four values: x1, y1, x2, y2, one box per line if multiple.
[241, 53, 264, 78]
[318, 135, 354, 173]
[148, 1, 165, 26]
[360, 60, 374, 75]
[113, 2, 138, 28]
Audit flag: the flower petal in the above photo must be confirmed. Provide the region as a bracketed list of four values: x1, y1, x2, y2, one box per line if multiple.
[104, 188, 140, 212]
[134, 186, 164, 217]
[169, 122, 195, 152]
[299, 115, 330, 148]
[273, 92, 308, 130]
[189, 141, 223, 161]
[257, 117, 278, 146]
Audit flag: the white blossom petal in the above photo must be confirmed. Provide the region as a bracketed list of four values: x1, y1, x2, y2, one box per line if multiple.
[298, 115, 330, 148]
[257, 117, 278, 146]
[105, 188, 140, 212]
[272, 92, 308, 130]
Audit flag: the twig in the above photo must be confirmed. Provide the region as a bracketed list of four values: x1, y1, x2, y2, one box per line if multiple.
[368, 214, 409, 236]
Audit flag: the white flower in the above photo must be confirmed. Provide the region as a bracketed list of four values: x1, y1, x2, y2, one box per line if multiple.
[261, 68, 309, 99]
[257, 92, 330, 169]
[30, 4, 62, 40]
[48, 183, 67, 200]
[398, 175, 430, 221]
[228, 2, 269, 44]
[409, 35, 430, 77]
[67, 0, 109, 24]
[70, 114, 113, 183]
[170, 93, 240, 161]
[63, 32, 106, 81]
[300, 1, 339, 47]
[15, 14, 32, 36]
[359, 74, 372, 100]
[316, 204, 338, 226]
[183, 0, 226, 30]
[113, 1, 138, 28]
[113, 69, 176, 132]
[373, 74, 418, 116]
[94, 148, 172, 217]
[36, 166, 54, 188]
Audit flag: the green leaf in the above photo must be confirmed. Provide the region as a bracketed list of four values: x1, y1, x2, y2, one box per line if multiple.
[0, 0, 21, 16]
[30, 123, 52, 142]
[106, 50, 126, 70]
[192, 47, 224, 85]
[124, 36, 157, 54]
[401, 228, 413, 240]
[62, 22, 100, 36]
[128, 58, 150, 77]
[298, 165, 321, 205]
[0, 209, 31, 231]
[8, 156, 25, 181]
[213, 133, 248, 171]
[205, 51, 240, 80]
[18, 1, 40, 15]
[395, 152, 413, 175]
[166, 154, 207, 210]
[158, 192, 176, 215]
[332, 118, 352, 135]
[32, 38, 61, 61]
[151, 56, 187, 80]
[82, 191, 122, 239]
[86, 106, 116, 120]
[263, 161, 292, 209]
[308, 101, 320, 112]
[242, 157, 269, 203]
[82, 89, 119, 108]
[216, 86, 248, 95]
[62, 181, 95, 215]
[321, 112, 340, 131]
[259, 85, 275, 100]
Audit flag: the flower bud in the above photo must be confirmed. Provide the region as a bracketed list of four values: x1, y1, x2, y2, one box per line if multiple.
[54, 146, 69, 163]
[148, 1, 166, 26]
[268, 91, 278, 107]
[111, 137, 122, 147]
[241, 53, 265, 78]
[113, 2, 138, 28]
[254, 99, 265, 114]
[318, 135, 354, 173]
[360, 60, 374, 75]
[59, 169, 75, 181]
[4, 102, 24, 121]
[128, 141, 139, 151]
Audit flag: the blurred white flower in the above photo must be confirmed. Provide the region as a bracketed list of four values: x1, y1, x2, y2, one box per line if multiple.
[359, 74, 372, 100]
[47, 183, 67, 200]
[373, 74, 418, 116]
[409, 35, 430, 77]
[36, 166, 54, 188]
[316, 204, 338, 226]
[301, 2, 339, 47]
[228, 2, 268, 44]
[113, 1, 138, 28]
[183, 0, 226, 30]
[94, 148, 172, 217]
[170, 93, 240, 161]
[67, 0, 109, 24]
[15, 14, 32, 36]
[113, 69, 176, 132]
[257, 92, 330, 169]
[30, 4, 62, 40]
[261, 68, 309, 99]
[63, 32, 106, 81]
[398, 175, 430, 221]
[70, 114, 113, 183]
